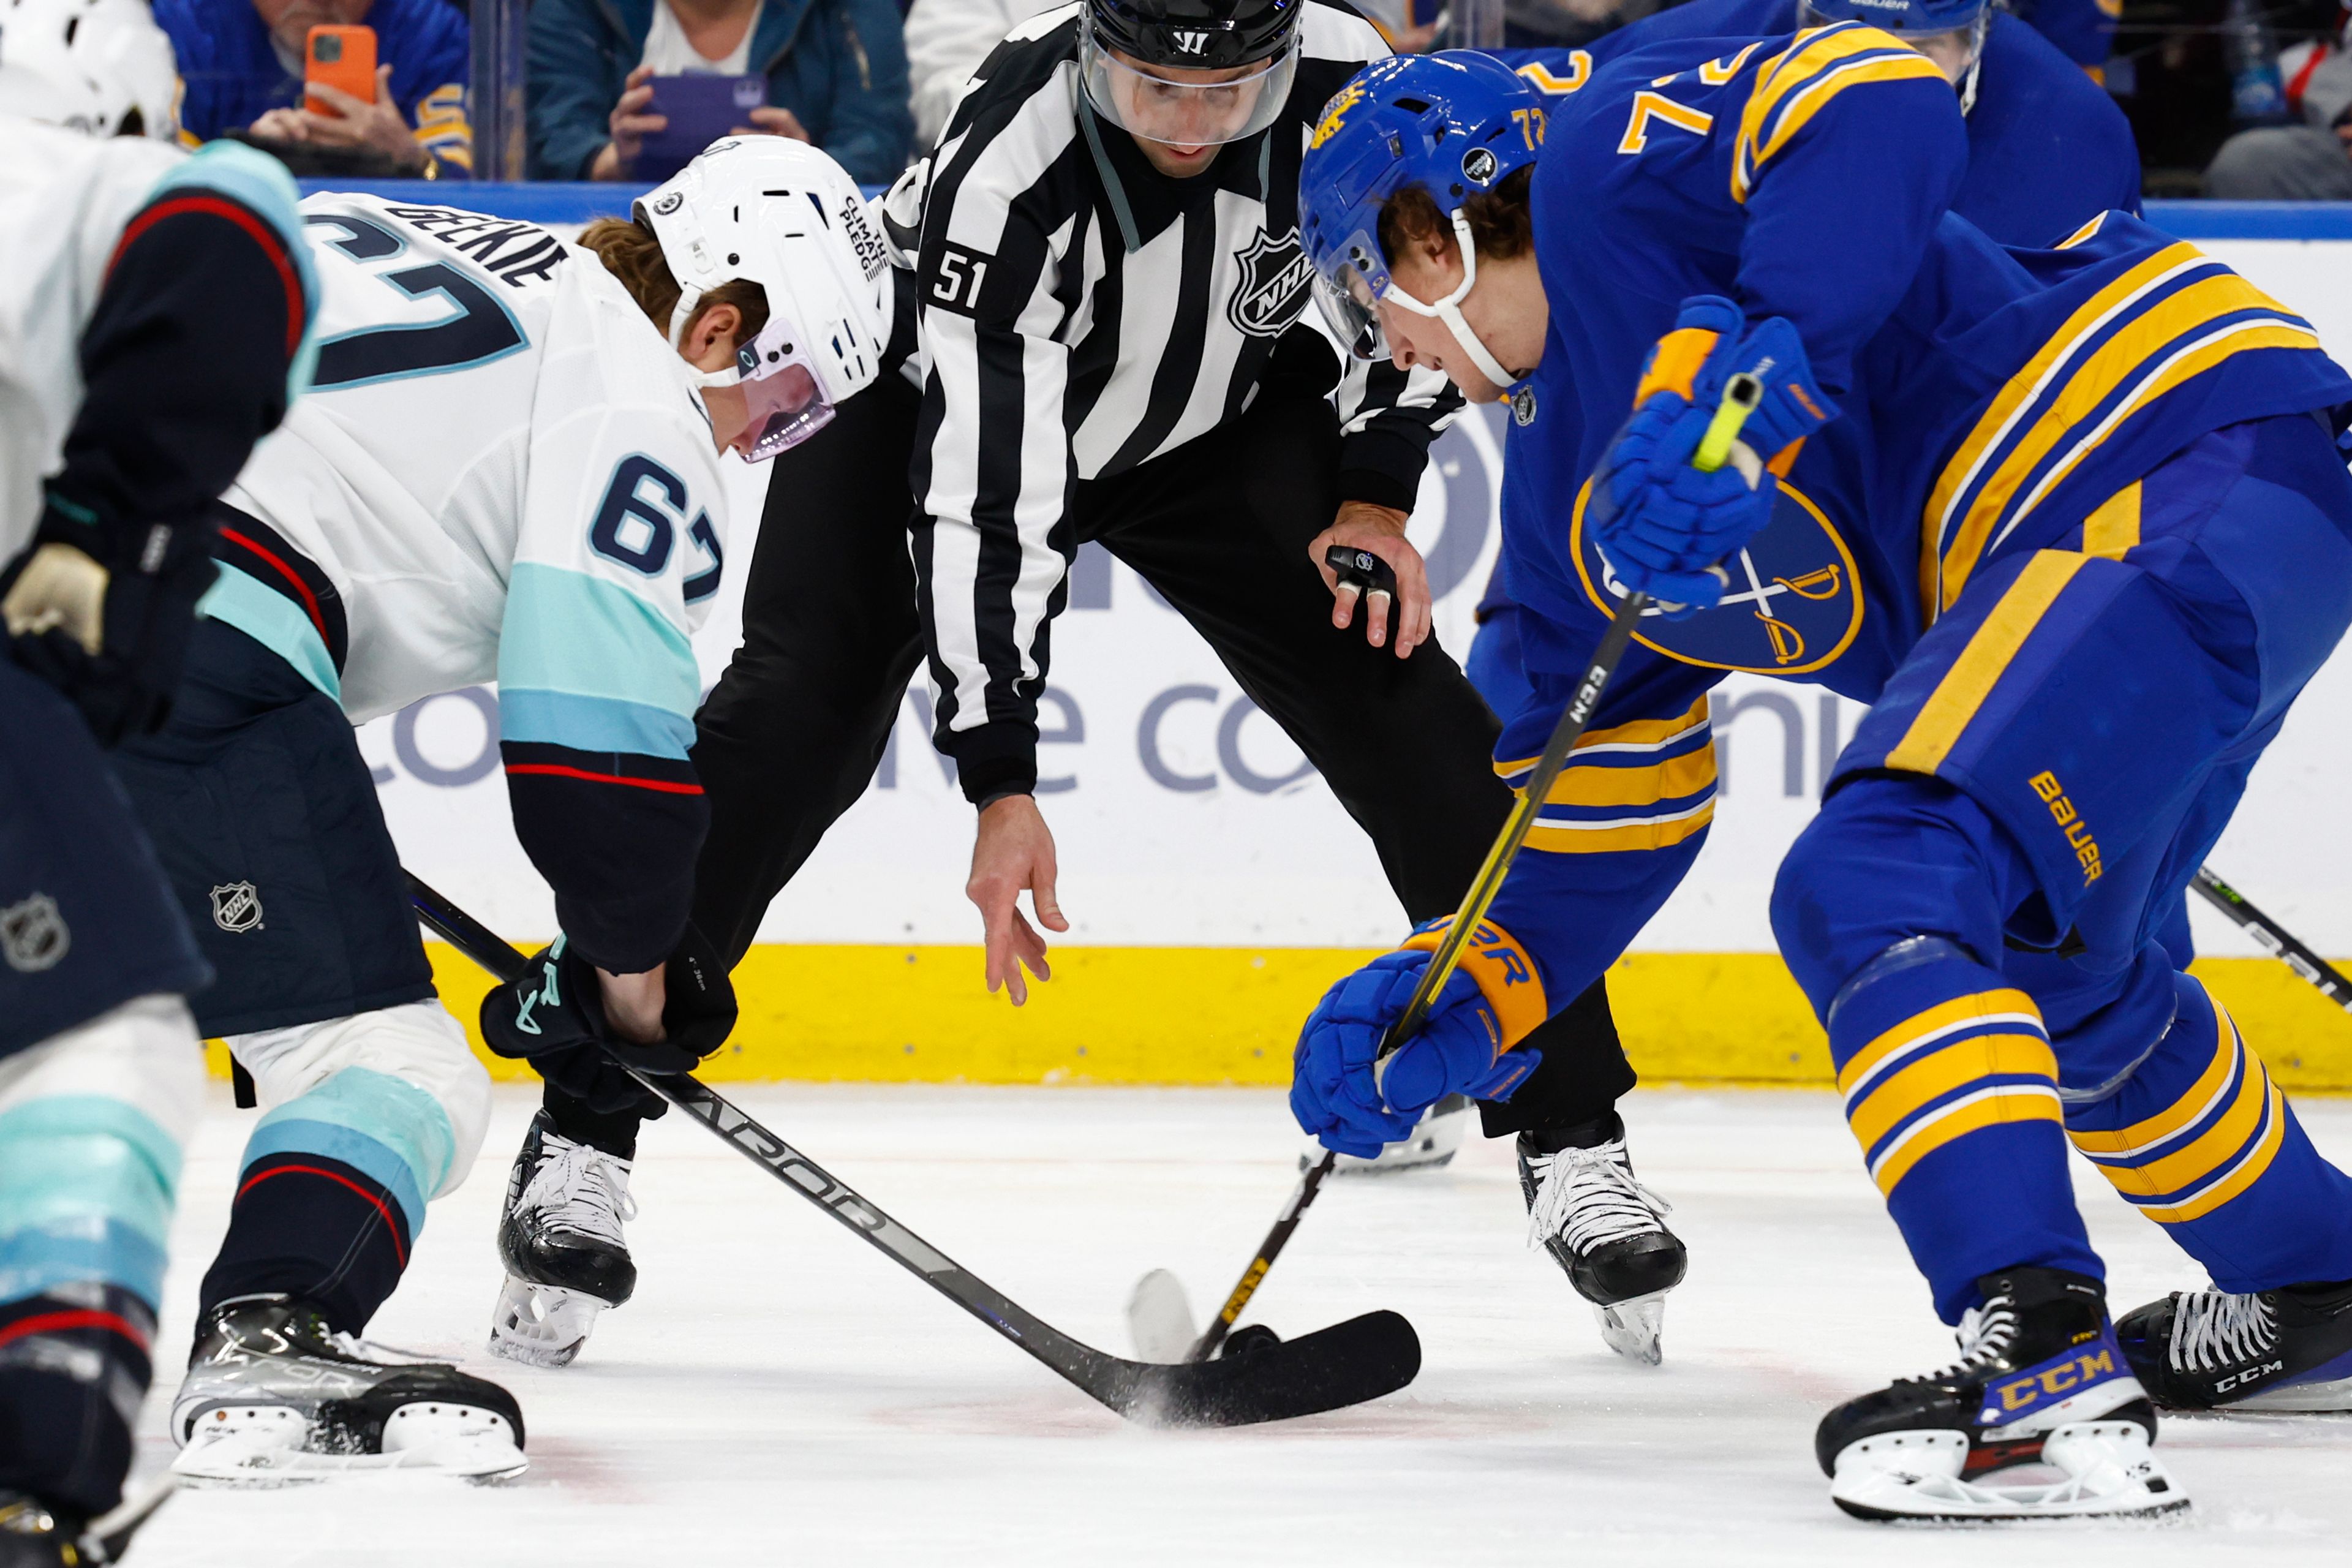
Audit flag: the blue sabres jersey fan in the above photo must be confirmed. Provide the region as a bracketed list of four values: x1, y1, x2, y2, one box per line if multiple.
[1495, 0, 2139, 249]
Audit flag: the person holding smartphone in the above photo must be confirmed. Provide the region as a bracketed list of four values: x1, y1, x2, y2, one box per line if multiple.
[155, 0, 472, 175]
[528, 0, 913, 184]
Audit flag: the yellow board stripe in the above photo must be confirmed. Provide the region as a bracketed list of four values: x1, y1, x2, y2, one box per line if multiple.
[1869, 1084, 2064, 1195]
[1836, 988, 2043, 1101]
[2069, 994, 2238, 1155]
[1848, 1033, 2059, 1153]
[2081, 481, 2141, 558]
[1883, 551, 2088, 775]
[2136, 1080, 2288, 1223]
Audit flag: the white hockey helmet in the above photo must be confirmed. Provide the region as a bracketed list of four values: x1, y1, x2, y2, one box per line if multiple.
[0, 0, 179, 139]
[635, 137, 896, 462]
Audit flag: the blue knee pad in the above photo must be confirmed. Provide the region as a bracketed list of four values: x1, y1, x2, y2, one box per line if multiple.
[1771, 774, 2040, 1018]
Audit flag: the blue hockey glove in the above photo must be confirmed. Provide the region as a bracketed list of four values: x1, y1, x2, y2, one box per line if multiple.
[1291, 927, 1546, 1159]
[1590, 299, 1838, 613]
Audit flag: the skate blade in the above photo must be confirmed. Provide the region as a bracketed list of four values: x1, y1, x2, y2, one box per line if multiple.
[175, 1405, 527, 1485]
[488, 1275, 607, 1369]
[1316, 1099, 1474, 1177]
[1594, 1292, 1667, 1366]
[1830, 1422, 2190, 1522]
[1126, 1268, 1199, 1363]
[2220, 1372, 2352, 1414]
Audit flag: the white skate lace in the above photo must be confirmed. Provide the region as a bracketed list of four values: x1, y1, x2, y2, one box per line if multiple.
[2168, 1291, 2277, 1374]
[1921, 1298, 2020, 1381]
[1525, 1140, 1672, 1256]
[522, 1133, 638, 1248]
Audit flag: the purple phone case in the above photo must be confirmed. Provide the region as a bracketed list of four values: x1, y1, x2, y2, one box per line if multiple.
[636, 74, 768, 181]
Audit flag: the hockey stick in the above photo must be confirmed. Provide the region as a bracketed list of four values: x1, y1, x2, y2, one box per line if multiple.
[1171, 379, 1766, 1362]
[2190, 867, 2352, 1012]
[405, 873, 1420, 1427]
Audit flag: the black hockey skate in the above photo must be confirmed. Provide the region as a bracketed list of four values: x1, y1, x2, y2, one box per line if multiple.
[2117, 1278, 2352, 1412]
[172, 1295, 525, 1481]
[489, 1109, 637, 1368]
[1817, 1267, 2187, 1521]
[1517, 1115, 1686, 1365]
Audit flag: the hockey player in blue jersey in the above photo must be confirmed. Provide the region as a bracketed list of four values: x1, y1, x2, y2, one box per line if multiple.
[1295, 42, 2352, 1519]
[1472, 0, 2141, 734]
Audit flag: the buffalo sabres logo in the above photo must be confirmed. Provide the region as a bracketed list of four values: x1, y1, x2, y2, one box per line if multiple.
[1227, 228, 1314, 338]
[211, 881, 265, 934]
[0, 892, 67, 973]
[1571, 476, 1863, 675]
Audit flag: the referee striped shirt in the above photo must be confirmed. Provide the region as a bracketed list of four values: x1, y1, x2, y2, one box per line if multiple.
[889, 0, 1461, 799]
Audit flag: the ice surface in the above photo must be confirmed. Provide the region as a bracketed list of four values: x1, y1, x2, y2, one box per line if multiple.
[133, 1084, 2352, 1566]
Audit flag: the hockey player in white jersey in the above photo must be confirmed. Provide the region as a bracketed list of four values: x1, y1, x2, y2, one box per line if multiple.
[0, 2, 315, 1558]
[91, 135, 893, 1479]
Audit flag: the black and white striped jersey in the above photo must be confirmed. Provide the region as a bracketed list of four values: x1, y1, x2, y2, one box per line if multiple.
[886, 0, 1461, 797]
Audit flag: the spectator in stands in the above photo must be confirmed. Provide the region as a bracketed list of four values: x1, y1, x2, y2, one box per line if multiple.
[528, 0, 912, 184]
[2207, 1, 2352, 197]
[902, 0, 1052, 146]
[156, 0, 471, 176]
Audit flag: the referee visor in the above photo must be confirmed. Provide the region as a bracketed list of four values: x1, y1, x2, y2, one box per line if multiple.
[1080, 18, 1300, 148]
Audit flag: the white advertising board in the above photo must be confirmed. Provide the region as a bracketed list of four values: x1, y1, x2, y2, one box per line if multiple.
[371, 236, 2352, 961]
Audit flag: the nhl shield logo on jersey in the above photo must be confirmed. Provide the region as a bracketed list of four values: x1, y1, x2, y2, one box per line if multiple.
[1227, 229, 1314, 339]
[0, 892, 69, 973]
[1570, 476, 1864, 676]
[211, 881, 265, 934]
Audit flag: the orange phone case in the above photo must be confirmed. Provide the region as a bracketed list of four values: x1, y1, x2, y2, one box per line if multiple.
[304, 24, 377, 115]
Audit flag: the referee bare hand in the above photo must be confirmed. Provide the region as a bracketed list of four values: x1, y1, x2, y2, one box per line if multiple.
[1312, 503, 1431, 658]
[968, 793, 1068, 1006]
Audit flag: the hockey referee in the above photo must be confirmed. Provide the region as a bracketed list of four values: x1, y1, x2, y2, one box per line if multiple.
[538, 0, 1677, 1364]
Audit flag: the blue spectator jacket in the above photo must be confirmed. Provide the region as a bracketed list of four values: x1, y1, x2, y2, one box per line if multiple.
[526, 0, 914, 184]
[156, 0, 472, 173]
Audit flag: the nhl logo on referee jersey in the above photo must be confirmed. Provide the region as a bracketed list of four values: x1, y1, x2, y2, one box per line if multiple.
[211, 881, 265, 935]
[0, 892, 68, 973]
[1227, 228, 1314, 338]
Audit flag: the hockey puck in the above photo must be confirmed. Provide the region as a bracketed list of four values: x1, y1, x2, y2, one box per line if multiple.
[1219, 1324, 1284, 1361]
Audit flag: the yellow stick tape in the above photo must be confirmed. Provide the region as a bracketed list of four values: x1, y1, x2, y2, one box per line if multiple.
[202, 946, 2352, 1093]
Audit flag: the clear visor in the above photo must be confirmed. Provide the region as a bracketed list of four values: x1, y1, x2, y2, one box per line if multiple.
[1079, 21, 1301, 149]
[1798, 5, 1987, 80]
[693, 315, 835, 462]
[1312, 246, 1389, 363]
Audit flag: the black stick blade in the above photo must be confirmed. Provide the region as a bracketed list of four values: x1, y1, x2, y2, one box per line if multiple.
[1117, 1310, 1420, 1428]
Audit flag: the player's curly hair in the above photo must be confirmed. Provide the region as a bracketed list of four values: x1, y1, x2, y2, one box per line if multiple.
[1378, 167, 1536, 268]
[578, 217, 771, 342]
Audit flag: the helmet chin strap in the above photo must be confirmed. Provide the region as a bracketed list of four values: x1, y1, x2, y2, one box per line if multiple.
[1384, 211, 1520, 391]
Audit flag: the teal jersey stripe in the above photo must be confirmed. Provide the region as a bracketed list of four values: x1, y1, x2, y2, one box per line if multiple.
[500, 562, 698, 720]
[247, 1066, 456, 1232]
[0, 1222, 170, 1307]
[499, 688, 696, 759]
[197, 562, 341, 701]
[156, 143, 319, 398]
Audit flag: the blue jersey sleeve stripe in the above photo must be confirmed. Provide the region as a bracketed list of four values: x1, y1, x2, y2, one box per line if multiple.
[497, 688, 697, 760]
[499, 562, 699, 720]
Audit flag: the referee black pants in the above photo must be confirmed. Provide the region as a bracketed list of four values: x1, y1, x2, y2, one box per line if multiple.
[680, 375, 1633, 1139]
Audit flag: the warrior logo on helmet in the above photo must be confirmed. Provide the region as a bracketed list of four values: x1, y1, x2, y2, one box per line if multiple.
[1228, 228, 1314, 338]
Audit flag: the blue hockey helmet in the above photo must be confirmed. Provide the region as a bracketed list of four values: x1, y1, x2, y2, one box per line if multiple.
[1298, 52, 1546, 385]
